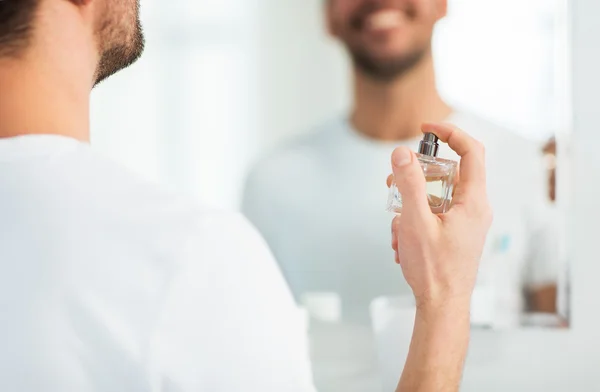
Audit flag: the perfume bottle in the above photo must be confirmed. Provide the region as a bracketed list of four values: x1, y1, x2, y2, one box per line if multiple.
[387, 133, 458, 214]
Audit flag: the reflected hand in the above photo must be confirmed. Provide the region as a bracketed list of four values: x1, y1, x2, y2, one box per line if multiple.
[389, 123, 493, 310]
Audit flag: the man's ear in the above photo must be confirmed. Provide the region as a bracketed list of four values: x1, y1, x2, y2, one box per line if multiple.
[65, 0, 95, 21]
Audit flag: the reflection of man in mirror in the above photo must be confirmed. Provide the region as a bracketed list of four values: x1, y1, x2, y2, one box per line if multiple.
[243, 1, 560, 390]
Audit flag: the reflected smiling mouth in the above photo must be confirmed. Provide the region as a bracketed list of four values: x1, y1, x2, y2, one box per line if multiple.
[355, 9, 405, 33]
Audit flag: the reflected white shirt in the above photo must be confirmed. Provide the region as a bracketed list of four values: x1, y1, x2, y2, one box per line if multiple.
[0, 135, 315, 392]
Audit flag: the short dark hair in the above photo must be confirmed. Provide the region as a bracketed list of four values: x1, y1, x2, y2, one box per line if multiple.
[0, 0, 40, 57]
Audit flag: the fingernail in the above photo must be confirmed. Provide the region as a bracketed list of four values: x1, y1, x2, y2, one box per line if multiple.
[392, 148, 412, 168]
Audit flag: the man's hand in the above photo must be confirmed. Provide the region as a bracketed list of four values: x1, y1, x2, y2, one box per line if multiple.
[389, 123, 493, 392]
[390, 122, 492, 310]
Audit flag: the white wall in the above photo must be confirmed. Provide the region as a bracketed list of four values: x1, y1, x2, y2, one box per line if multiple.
[434, 0, 567, 139]
[91, 0, 259, 209]
[256, 0, 351, 151]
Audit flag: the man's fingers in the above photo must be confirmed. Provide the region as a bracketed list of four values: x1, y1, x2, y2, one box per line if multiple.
[387, 174, 394, 188]
[422, 123, 486, 206]
[391, 147, 432, 221]
[422, 122, 486, 186]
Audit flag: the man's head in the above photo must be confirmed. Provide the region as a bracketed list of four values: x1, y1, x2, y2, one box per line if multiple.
[0, 0, 144, 86]
[326, 0, 447, 81]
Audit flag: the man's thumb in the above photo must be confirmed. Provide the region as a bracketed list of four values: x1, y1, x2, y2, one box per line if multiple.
[391, 147, 431, 217]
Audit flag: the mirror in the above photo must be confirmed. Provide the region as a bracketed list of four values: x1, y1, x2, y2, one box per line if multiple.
[245, 0, 570, 328]
[242, 0, 571, 390]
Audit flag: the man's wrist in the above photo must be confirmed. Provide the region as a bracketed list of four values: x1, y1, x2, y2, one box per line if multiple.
[416, 296, 472, 321]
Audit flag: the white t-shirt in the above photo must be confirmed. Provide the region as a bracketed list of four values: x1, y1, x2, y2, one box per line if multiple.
[242, 112, 559, 391]
[0, 135, 315, 392]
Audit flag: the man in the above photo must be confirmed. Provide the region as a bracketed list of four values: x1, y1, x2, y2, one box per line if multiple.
[0, 0, 490, 391]
[242, 0, 558, 390]
[0, 1, 313, 390]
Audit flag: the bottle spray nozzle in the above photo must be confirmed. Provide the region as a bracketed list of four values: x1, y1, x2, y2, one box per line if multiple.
[418, 133, 440, 157]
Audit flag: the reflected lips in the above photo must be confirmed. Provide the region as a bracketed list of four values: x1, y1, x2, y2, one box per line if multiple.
[365, 10, 404, 31]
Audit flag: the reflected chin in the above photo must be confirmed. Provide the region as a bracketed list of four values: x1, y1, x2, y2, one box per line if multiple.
[350, 48, 427, 82]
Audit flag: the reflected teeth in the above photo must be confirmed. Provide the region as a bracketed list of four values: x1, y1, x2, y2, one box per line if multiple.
[366, 10, 403, 30]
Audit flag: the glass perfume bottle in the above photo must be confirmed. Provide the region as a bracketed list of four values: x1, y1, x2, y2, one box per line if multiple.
[387, 133, 458, 214]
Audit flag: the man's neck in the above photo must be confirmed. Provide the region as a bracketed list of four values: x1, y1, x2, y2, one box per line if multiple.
[351, 52, 452, 142]
[0, 52, 92, 142]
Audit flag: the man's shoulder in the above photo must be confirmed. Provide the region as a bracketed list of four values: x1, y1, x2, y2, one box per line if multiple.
[65, 148, 263, 250]
[191, 208, 267, 246]
[99, 169, 263, 250]
[84, 153, 274, 281]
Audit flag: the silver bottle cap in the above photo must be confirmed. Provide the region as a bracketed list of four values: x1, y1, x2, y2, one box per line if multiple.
[418, 133, 439, 157]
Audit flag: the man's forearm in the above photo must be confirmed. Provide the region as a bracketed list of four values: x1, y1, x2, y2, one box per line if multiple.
[396, 301, 471, 392]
